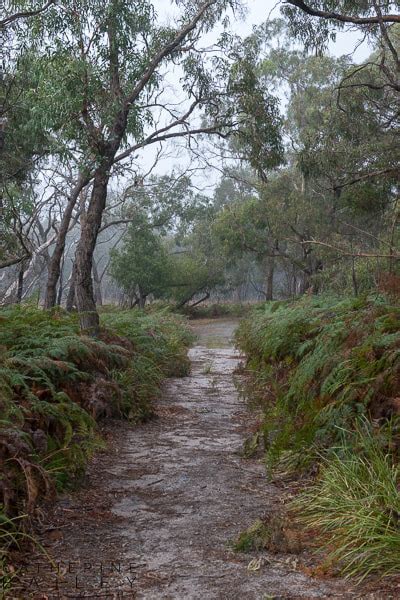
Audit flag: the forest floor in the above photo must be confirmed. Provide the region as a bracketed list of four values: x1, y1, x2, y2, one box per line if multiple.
[11, 319, 393, 599]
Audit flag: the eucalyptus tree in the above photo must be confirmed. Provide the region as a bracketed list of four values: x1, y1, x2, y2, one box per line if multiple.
[0, 49, 53, 272]
[213, 193, 276, 299]
[108, 196, 226, 308]
[213, 20, 399, 297]
[212, 167, 330, 298]
[281, 2, 400, 136]
[226, 26, 284, 180]
[93, 173, 210, 305]
[265, 37, 399, 274]
[260, 41, 397, 192]
[170, 207, 227, 308]
[7, 0, 253, 332]
[105, 173, 210, 235]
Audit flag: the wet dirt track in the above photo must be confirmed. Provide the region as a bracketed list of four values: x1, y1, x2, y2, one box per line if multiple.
[15, 319, 367, 599]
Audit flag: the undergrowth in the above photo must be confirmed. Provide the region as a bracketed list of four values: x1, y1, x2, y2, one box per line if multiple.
[236, 295, 400, 579]
[0, 305, 193, 569]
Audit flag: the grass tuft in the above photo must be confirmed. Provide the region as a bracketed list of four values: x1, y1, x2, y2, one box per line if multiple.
[293, 424, 400, 580]
[232, 519, 270, 552]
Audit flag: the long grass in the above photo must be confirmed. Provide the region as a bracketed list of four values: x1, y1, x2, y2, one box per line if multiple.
[236, 296, 400, 472]
[293, 424, 400, 579]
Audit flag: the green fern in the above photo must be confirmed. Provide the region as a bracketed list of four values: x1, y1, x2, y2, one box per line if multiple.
[236, 296, 400, 471]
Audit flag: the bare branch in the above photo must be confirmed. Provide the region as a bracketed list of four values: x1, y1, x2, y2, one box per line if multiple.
[334, 167, 400, 189]
[294, 238, 400, 260]
[120, 1, 217, 124]
[114, 123, 231, 165]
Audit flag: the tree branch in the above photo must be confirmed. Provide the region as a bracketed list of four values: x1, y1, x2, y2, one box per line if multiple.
[284, 1, 400, 25]
[295, 238, 400, 260]
[334, 167, 400, 189]
[0, 254, 31, 270]
[123, 1, 216, 111]
[114, 123, 231, 165]
[0, 0, 56, 27]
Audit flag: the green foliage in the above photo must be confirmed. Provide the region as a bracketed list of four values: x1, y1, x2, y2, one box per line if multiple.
[10, 0, 157, 156]
[108, 198, 227, 309]
[101, 308, 194, 379]
[236, 296, 400, 472]
[228, 35, 284, 179]
[0, 55, 52, 265]
[216, 29, 399, 300]
[293, 424, 400, 579]
[169, 207, 228, 307]
[237, 296, 400, 578]
[281, 1, 399, 53]
[109, 219, 171, 305]
[0, 305, 192, 561]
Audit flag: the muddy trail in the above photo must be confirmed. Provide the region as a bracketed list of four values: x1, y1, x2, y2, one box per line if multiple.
[14, 319, 378, 599]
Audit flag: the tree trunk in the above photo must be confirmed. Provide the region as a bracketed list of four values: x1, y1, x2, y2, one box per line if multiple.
[16, 264, 25, 304]
[190, 291, 210, 308]
[56, 253, 65, 306]
[138, 286, 147, 309]
[130, 297, 139, 309]
[291, 268, 297, 299]
[388, 202, 398, 274]
[44, 175, 89, 309]
[264, 255, 275, 301]
[66, 262, 77, 311]
[75, 166, 111, 334]
[92, 258, 103, 306]
[351, 257, 359, 297]
[299, 271, 312, 295]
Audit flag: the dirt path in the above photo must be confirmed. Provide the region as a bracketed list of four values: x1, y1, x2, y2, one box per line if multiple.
[15, 319, 362, 599]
